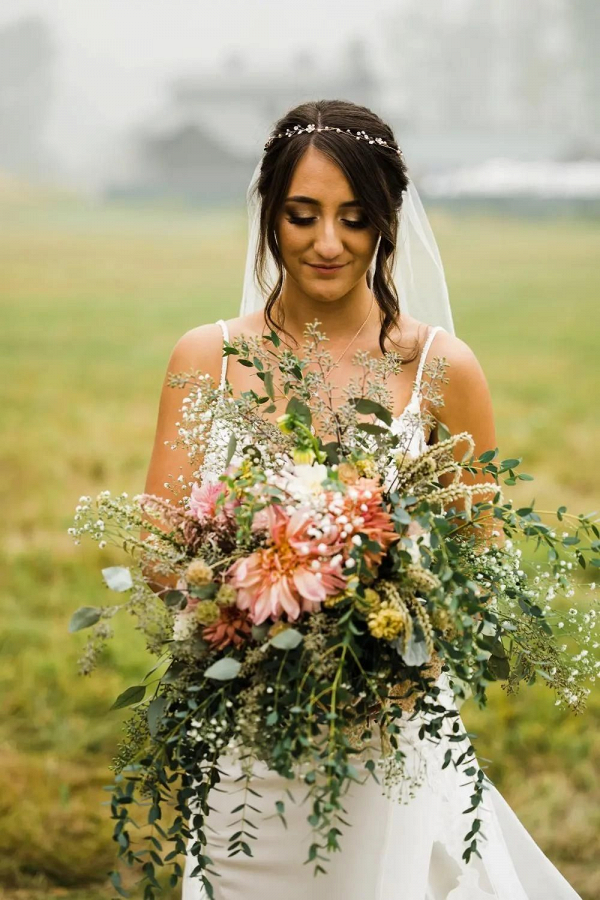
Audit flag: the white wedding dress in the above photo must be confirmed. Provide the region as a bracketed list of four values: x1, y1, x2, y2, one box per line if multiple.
[181, 322, 582, 900]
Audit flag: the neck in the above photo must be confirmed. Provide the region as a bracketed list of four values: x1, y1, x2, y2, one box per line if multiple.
[273, 278, 375, 344]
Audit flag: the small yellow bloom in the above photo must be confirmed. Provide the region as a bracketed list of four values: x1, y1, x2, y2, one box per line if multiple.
[194, 600, 220, 626]
[185, 559, 214, 586]
[323, 592, 347, 608]
[216, 583, 237, 607]
[358, 588, 382, 613]
[268, 620, 291, 637]
[293, 447, 316, 465]
[368, 603, 406, 641]
[355, 457, 378, 478]
[277, 414, 294, 434]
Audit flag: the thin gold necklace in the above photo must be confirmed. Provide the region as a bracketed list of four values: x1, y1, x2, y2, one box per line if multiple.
[328, 292, 375, 371]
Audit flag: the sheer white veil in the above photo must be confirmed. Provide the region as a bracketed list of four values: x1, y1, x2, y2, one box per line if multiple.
[240, 154, 455, 335]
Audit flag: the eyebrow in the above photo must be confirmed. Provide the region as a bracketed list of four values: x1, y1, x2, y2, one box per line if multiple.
[285, 195, 363, 208]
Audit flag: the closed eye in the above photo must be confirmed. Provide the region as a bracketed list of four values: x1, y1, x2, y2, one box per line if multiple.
[286, 215, 368, 229]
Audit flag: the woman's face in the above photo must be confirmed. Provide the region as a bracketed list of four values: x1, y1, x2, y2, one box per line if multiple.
[275, 145, 379, 302]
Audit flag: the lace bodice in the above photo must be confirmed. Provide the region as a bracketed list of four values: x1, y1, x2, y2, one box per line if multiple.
[198, 320, 444, 485]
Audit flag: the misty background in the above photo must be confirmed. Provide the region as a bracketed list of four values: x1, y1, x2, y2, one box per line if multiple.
[1, 0, 599, 207]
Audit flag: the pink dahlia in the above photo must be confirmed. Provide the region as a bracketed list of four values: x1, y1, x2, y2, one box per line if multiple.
[227, 505, 346, 625]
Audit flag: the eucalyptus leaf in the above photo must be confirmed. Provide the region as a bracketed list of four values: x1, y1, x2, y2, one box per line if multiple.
[351, 398, 392, 426]
[269, 628, 304, 650]
[263, 370, 275, 400]
[226, 433, 237, 466]
[102, 566, 133, 592]
[358, 423, 388, 436]
[111, 684, 146, 710]
[204, 657, 242, 681]
[147, 696, 168, 737]
[164, 590, 186, 609]
[251, 622, 270, 641]
[69, 606, 101, 632]
[286, 396, 311, 425]
[436, 420, 452, 442]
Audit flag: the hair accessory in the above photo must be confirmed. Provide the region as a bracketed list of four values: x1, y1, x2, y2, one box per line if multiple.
[263, 124, 404, 161]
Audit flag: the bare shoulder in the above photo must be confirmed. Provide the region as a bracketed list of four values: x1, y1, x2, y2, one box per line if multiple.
[167, 322, 227, 384]
[428, 328, 491, 401]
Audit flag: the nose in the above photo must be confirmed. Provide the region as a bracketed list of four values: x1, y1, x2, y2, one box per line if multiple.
[311, 219, 345, 261]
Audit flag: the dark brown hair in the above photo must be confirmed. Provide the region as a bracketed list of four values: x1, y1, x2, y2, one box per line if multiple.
[252, 99, 413, 356]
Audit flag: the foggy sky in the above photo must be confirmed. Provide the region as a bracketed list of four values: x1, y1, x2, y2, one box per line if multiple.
[0, 0, 393, 183]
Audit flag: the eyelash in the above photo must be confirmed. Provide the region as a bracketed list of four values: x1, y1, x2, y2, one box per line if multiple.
[286, 214, 368, 230]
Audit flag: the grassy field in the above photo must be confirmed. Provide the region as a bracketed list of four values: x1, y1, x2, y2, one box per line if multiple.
[0, 195, 599, 898]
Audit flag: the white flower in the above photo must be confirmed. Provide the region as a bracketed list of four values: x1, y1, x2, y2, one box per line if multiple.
[172, 611, 197, 641]
[283, 463, 328, 498]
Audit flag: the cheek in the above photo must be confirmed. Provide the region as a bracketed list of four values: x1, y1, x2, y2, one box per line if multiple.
[277, 221, 306, 258]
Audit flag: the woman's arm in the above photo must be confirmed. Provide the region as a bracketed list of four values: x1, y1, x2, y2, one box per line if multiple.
[141, 323, 224, 592]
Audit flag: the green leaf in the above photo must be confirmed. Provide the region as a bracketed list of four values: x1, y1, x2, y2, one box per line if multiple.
[109, 870, 129, 898]
[352, 398, 392, 426]
[269, 628, 304, 650]
[204, 657, 242, 680]
[226, 433, 237, 466]
[517, 473, 534, 481]
[478, 449, 497, 464]
[358, 423, 388, 435]
[164, 590, 186, 609]
[263, 370, 275, 400]
[111, 684, 146, 710]
[69, 606, 101, 632]
[286, 396, 311, 425]
[251, 622, 270, 641]
[189, 583, 218, 600]
[102, 566, 133, 592]
[147, 696, 168, 737]
[268, 329, 281, 347]
[436, 420, 452, 442]
[500, 458, 521, 470]
[488, 655, 510, 680]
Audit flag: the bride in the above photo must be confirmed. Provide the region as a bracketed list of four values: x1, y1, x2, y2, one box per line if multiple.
[143, 100, 582, 899]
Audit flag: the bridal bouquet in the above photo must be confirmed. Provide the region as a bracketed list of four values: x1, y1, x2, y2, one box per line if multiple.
[69, 324, 599, 899]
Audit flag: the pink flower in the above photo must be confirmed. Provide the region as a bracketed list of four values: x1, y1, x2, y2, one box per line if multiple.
[227, 505, 346, 625]
[189, 481, 235, 525]
[330, 477, 398, 567]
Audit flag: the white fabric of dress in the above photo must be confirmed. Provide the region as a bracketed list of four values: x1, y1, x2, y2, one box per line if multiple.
[182, 321, 582, 900]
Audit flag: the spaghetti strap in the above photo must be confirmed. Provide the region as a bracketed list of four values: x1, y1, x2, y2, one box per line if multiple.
[413, 325, 443, 397]
[215, 319, 229, 391]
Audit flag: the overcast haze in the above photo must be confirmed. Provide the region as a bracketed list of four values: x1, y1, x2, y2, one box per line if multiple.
[1, 0, 598, 200]
[1, 0, 393, 185]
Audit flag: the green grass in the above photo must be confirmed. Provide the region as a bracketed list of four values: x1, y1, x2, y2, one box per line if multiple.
[0, 197, 599, 898]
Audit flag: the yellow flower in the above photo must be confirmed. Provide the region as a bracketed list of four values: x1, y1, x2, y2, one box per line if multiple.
[194, 600, 220, 626]
[216, 583, 237, 607]
[277, 414, 294, 434]
[357, 587, 382, 614]
[293, 447, 316, 465]
[368, 603, 407, 641]
[185, 559, 214, 586]
[355, 457, 378, 478]
[268, 621, 290, 637]
[323, 592, 347, 608]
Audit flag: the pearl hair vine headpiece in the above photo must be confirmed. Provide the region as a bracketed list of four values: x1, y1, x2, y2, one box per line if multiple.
[263, 123, 405, 161]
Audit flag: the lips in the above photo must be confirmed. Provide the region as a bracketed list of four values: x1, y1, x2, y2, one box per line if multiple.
[307, 263, 346, 272]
